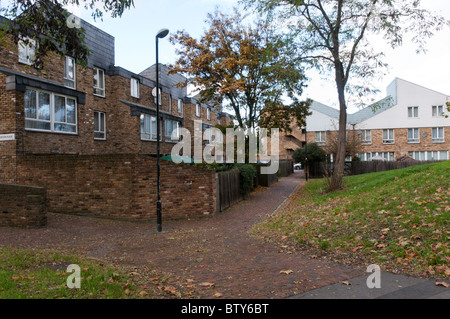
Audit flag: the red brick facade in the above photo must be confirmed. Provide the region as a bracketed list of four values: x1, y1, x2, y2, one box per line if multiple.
[0, 18, 231, 222]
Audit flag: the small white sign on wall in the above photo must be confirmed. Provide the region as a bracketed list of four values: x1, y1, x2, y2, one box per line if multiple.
[0, 134, 15, 142]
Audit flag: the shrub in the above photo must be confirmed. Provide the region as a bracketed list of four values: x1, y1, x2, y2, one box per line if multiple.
[234, 164, 257, 199]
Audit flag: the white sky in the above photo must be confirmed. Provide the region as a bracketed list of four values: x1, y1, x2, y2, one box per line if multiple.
[3, 0, 450, 113]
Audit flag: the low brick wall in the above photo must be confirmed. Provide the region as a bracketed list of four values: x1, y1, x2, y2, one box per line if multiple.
[16, 154, 216, 221]
[0, 184, 47, 228]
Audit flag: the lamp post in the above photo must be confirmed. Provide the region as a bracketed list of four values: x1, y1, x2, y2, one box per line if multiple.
[156, 28, 169, 233]
[304, 127, 309, 182]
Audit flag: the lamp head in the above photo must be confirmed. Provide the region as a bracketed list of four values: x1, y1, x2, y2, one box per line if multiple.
[156, 28, 169, 39]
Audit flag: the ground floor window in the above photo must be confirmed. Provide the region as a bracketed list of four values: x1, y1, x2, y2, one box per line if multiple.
[140, 114, 161, 141]
[358, 152, 395, 161]
[25, 88, 77, 134]
[94, 111, 106, 140]
[164, 119, 181, 143]
[409, 151, 448, 161]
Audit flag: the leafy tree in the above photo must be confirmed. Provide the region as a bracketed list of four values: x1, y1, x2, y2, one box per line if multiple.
[293, 142, 327, 167]
[247, 0, 449, 191]
[0, 0, 134, 68]
[169, 9, 310, 131]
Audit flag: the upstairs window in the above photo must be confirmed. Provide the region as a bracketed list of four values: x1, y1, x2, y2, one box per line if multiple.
[64, 56, 76, 89]
[207, 108, 211, 121]
[196, 104, 201, 117]
[432, 105, 444, 117]
[432, 127, 444, 143]
[408, 128, 420, 143]
[178, 99, 183, 116]
[131, 78, 140, 98]
[408, 106, 419, 118]
[315, 131, 326, 145]
[360, 130, 372, 144]
[93, 67, 105, 97]
[18, 38, 36, 66]
[383, 129, 395, 144]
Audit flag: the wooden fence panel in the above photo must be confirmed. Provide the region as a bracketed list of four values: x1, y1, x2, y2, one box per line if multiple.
[217, 170, 243, 212]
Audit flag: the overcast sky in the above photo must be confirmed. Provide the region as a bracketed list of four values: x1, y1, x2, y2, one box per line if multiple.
[4, 0, 450, 113]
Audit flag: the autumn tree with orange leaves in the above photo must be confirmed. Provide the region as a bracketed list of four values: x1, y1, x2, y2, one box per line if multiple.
[169, 9, 311, 132]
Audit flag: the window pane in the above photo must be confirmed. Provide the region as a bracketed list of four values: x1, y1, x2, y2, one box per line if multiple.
[151, 117, 157, 139]
[94, 112, 100, 131]
[25, 90, 37, 119]
[440, 151, 448, 160]
[67, 99, 76, 124]
[100, 112, 105, 131]
[25, 120, 50, 131]
[54, 124, 76, 133]
[54, 95, 66, 123]
[38, 92, 50, 121]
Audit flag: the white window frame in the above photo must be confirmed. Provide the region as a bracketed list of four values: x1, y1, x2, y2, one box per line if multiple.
[315, 131, 326, 145]
[94, 111, 106, 140]
[64, 56, 76, 89]
[408, 128, 420, 144]
[93, 67, 105, 97]
[141, 114, 162, 141]
[408, 106, 419, 118]
[207, 108, 211, 121]
[18, 38, 36, 65]
[360, 130, 372, 144]
[24, 88, 77, 135]
[131, 78, 140, 98]
[178, 99, 183, 116]
[409, 151, 448, 161]
[196, 104, 201, 117]
[432, 127, 445, 143]
[383, 129, 395, 144]
[432, 105, 444, 117]
[164, 119, 180, 143]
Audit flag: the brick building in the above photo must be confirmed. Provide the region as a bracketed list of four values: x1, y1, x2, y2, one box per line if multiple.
[0, 15, 231, 223]
[280, 78, 449, 162]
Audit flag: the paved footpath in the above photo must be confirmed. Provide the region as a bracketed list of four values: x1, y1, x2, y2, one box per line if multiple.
[1, 171, 447, 299]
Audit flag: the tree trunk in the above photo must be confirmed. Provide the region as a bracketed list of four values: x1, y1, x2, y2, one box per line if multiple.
[330, 64, 347, 191]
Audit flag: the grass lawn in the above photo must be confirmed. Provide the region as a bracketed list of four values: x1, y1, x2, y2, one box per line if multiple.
[0, 247, 192, 299]
[252, 161, 449, 279]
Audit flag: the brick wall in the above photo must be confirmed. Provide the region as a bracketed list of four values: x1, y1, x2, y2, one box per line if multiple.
[0, 183, 46, 228]
[16, 154, 216, 221]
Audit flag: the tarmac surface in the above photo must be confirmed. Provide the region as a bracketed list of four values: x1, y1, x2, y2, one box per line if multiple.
[0, 170, 448, 299]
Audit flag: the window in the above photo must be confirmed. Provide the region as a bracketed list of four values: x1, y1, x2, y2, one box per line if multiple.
[408, 106, 419, 118]
[383, 129, 395, 144]
[94, 111, 106, 140]
[25, 88, 77, 134]
[164, 119, 180, 142]
[315, 131, 326, 145]
[196, 104, 201, 117]
[178, 99, 183, 116]
[18, 38, 36, 65]
[207, 108, 211, 121]
[432, 105, 444, 117]
[432, 127, 444, 143]
[360, 130, 372, 144]
[140, 114, 161, 141]
[93, 67, 105, 97]
[409, 151, 448, 161]
[408, 128, 420, 143]
[64, 56, 76, 89]
[169, 94, 172, 113]
[131, 78, 140, 98]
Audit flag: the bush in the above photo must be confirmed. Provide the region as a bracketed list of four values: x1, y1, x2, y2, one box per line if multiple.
[234, 164, 257, 199]
[293, 143, 327, 167]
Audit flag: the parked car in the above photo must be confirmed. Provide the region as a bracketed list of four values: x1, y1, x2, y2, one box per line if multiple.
[294, 163, 302, 170]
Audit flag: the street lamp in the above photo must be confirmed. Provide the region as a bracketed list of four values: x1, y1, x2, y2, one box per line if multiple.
[156, 28, 169, 233]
